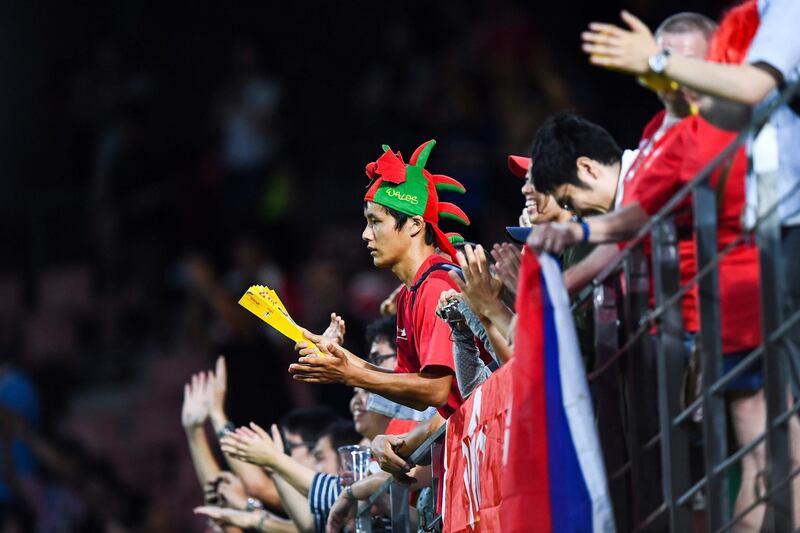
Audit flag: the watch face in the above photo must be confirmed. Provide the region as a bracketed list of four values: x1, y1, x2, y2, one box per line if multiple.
[649, 52, 668, 74]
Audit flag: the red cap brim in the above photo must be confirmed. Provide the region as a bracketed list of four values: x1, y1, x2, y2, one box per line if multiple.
[507, 155, 531, 179]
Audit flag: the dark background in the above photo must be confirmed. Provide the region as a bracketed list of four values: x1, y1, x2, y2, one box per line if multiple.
[0, 0, 730, 530]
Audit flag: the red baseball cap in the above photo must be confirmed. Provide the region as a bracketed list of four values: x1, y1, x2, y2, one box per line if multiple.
[507, 155, 531, 179]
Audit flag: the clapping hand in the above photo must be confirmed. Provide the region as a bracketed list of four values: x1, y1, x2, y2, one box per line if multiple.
[491, 243, 522, 297]
[450, 244, 504, 321]
[321, 312, 346, 345]
[220, 423, 279, 467]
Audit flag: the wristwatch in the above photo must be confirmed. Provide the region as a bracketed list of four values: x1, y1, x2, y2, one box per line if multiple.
[246, 497, 265, 512]
[344, 485, 356, 501]
[216, 421, 235, 439]
[648, 49, 671, 75]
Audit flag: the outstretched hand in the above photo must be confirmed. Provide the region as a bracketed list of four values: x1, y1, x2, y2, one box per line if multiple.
[582, 10, 658, 75]
[182, 371, 212, 429]
[290, 330, 356, 385]
[220, 422, 280, 467]
[194, 506, 263, 529]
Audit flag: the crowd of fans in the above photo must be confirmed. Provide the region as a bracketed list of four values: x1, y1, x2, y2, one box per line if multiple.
[0, 0, 797, 531]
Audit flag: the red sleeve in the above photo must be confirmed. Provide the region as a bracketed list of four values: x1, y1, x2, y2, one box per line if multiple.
[627, 118, 696, 216]
[412, 277, 458, 374]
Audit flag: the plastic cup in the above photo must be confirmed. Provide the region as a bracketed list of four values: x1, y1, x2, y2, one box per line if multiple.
[338, 445, 372, 484]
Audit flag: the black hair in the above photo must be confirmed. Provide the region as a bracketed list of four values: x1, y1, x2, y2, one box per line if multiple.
[321, 420, 363, 451]
[365, 315, 397, 351]
[529, 111, 622, 195]
[364, 201, 436, 245]
[280, 406, 339, 444]
[655, 12, 717, 40]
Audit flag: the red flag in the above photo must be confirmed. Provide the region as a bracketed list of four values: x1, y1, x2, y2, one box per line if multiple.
[443, 361, 513, 532]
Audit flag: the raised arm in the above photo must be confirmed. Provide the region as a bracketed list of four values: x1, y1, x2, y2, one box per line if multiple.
[208, 356, 283, 510]
[527, 203, 650, 255]
[182, 371, 222, 487]
[580, 10, 794, 105]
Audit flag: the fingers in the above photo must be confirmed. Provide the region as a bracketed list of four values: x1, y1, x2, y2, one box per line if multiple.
[620, 9, 649, 33]
[194, 506, 223, 519]
[216, 355, 227, 385]
[326, 342, 347, 361]
[474, 245, 490, 279]
[270, 423, 284, 450]
[249, 422, 269, 440]
[582, 43, 617, 57]
[587, 22, 625, 37]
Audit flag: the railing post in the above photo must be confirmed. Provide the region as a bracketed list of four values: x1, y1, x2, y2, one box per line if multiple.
[389, 481, 411, 533]
[622, 246, 662, 525]
[355, 501, 374, 533]
[692, 181, 729, 531]
[752, 125, 793, 531]
[592, 276, 630, 530]
[651, 218, 692, 531]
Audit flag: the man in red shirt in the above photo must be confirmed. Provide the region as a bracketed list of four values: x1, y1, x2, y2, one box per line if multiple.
[288, 139, 474, 421]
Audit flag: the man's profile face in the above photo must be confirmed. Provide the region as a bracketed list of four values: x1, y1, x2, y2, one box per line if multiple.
[362, 202, 412, 268]
[312, 435, 341, 475]
[656, 30, 709, 117]
[550, 161, 613, 215]
[368, 339, 397, 370]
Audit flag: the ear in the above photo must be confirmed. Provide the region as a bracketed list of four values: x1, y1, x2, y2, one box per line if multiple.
[407, 216, 425, 238]
[575, 156, 599, 181]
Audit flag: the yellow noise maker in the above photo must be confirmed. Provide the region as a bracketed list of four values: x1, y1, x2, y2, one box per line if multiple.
[238, 285, 324, 356]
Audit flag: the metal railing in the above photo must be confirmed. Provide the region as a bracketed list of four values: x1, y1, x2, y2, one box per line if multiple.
[351, 79, 800, 533]
[584, 77, 800, 532]
[355, 424, 447, 532]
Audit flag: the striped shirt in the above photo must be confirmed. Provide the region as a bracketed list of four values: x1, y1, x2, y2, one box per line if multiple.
[309, 473, 342, 533]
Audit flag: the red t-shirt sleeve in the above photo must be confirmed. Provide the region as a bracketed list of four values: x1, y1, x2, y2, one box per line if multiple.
[412, 277, 457, 374]
[627, 118, 697, 216]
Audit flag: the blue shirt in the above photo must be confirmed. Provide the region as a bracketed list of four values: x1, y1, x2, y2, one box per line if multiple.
[0, 368, 40, 503]
[746, 0, 800, 226]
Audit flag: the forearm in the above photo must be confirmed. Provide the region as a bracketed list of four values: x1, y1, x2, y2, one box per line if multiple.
[585, 204, 648, 244]
[451, 333, 491, 398]
[481, 302, 514, 341]
[664, 56, 775, 105]
[185, 426, 221, 486]
[394, 414, 445, 459]
[209, 414, 282, 509]
[563, 244, 620, 295]
[483, 321, 513, 363]
[259, 515, 299, 533]
[351, 471, 392, 500]
[272, 474, 315, 533]
[268, 454, 317, 497]
[347, 367, 451, 411]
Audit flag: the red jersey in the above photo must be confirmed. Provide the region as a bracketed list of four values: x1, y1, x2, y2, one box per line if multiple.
[620, 112, 699, 333]
[394, 254, 465, 418]
[627, 116, 762, 354]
